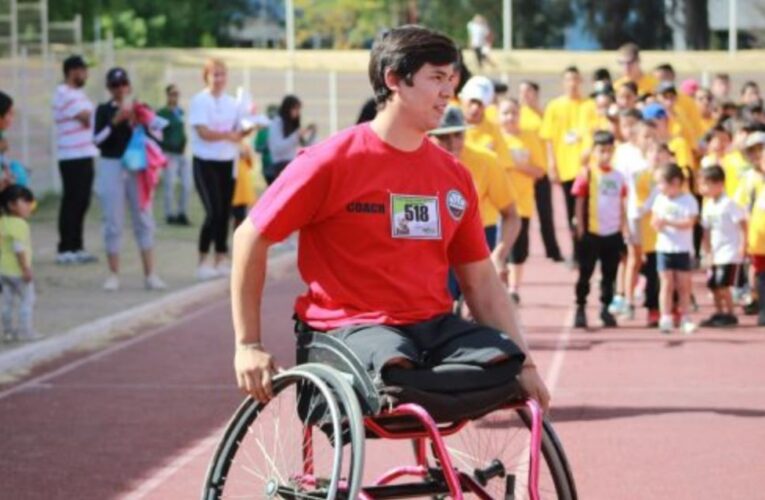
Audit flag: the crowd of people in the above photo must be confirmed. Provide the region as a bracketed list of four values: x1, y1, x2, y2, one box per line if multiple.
[423, 41, 765, 333]
[0, 55, 314, 341]
[1, 38, 764, 342]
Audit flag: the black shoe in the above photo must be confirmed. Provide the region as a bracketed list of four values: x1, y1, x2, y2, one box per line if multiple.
[700, 313, 724, 327]
[550, 254, 565, 263]
[166, 215, 178, 225]
[176, 213, 191, 226]
[574, 306, 587, 329]
[600, 309, 618, 327]
[743, 300, 759, 316]
[719, 314, 738, 326]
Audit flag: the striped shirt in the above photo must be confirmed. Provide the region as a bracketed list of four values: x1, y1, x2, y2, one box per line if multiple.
[52, 84, 98, 160]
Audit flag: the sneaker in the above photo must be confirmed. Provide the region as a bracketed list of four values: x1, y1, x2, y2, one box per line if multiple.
[620, 304, 635, 321]
[743, 300, 759, 316]
[550, 254, 565, 263]
[166, 215, 178, 225]
[74, 250, 98, 264]
[608, 295, 626, 315]
[600, 308, 618, 327]
[56, 251, 78, 265]
[700, 313, 724, 327]
[196, 264, 220, 281]
[103, 274, 120, 292]
[647, 309, 661, 328]
[681, 318, 697, 335]
[574, 306, 587, 329]
[659, 315, 674, 334]
[216, 262, 231, 277]
[176, 213, 191, 226]
[718, 314, 738, 327]
[145, 274, 168, 290]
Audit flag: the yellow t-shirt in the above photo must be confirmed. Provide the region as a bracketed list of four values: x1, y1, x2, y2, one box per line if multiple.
[668, 136, 693, 170]
[466, 116, 514, 171]
[501, 132, 536, 218]
[519, 105, 547, 170]
[723, 151, 752, 200]
[460, 143, 515, 227]
[0, 216, 31, 277]
[484, 104, 499, 125]
[699, 116, 716, 137]
[675, 92, 703, 147]
[614, 73, 658, 97]
[633, 168, 658, 252]
[539, 95, 588, 182]
[746, 174, 765, 255]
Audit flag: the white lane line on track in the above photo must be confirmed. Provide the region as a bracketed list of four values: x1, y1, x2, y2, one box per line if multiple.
[544, 308, 575, 395]
[0, 300, 224, 402]
[119, 426, 225, 500]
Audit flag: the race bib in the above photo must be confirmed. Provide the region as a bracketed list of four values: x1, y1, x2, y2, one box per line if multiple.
[390, 194, 441, 239]
[564, 130, 580, 145]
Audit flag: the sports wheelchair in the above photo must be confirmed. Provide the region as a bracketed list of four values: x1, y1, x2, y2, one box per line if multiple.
[202, 328, 577, 499]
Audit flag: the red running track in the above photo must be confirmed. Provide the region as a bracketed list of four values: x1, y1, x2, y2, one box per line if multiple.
[1, 224, 764, 499]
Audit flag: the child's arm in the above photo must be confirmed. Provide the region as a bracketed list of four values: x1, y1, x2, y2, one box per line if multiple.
[574, 196, 585, 240]
[701, 227, 712, 264]
[15, 249, 32, 283]
[664, 216, 697, 230]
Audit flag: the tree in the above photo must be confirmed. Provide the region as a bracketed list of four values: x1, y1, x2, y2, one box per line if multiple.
[576, 0, 672, 49]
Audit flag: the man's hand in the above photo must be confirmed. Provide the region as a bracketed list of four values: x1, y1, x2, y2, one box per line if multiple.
[518, 364, 551, 412]
[235, 347, 277, 403]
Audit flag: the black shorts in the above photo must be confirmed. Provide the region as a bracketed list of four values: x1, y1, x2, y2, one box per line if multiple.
[707, 264, 739, 290]
[324, 314, 525, 385]
[508, 217, 530, 264]
[657, 252, 692, 272]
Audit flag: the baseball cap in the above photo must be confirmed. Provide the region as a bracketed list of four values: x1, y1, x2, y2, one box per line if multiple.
[679, 78, 699, 96]
[459, 76, 494, 106]
[744, 131, 765, 150]
[642, 103, 668, 121]
[63, 55, 87, 76]
[429, 106, 470, 135]
[106, 67, 130, 87]
[656, 80, 677, 95]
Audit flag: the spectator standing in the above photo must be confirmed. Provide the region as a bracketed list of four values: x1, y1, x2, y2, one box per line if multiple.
[0, 185, 38, 341]
[466, 14, 495, 69]
[266, 95, 316, 185]
[519, 81, 563, 262]
[157, 84, 190, 226]
[52, 55, 99, 265]
[614, 43, 658, 97]
[93, 67, 166, 292]
[189, 59, 246, 280]
[711, 73, 731, 102]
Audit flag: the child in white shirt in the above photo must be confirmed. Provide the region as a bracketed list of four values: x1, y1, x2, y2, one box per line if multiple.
[651, 163, 699, 334]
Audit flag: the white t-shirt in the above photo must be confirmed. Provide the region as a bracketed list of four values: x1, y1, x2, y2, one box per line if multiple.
[467, 21, 489, 49]
[188, 89, 240, 161]
[701, 195, 746, 264]
[614, 143, 649, 219]
[52, 84, 98, 160]
[652, 192, 699, 253]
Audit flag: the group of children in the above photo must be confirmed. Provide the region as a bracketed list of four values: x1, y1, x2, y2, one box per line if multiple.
[0, 92, 38, 341]
[572, 90, 765, 333]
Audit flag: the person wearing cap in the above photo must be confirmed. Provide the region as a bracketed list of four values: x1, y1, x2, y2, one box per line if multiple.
[157, 84, 190, 226]
[93, 67, 166, 292]
[518, 80, 564, 262]
[189, 58, 248, 281]
[429, 106, 519, 300]
[642, 102, 693, 173]
[498, 97, 545, 303]
[738, 131, 765, 325]
[614, 43, 658, 97]
[459, 76, 513, 174]
[52, 55, 99, 266]
[540, 66, 588, 264]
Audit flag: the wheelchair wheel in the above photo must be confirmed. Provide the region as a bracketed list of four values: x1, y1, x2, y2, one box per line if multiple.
[439, 408, 576, 499]
[201, 368, 344, 499]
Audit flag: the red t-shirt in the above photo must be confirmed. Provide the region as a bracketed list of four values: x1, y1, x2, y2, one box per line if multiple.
[250, 123, 489, 329]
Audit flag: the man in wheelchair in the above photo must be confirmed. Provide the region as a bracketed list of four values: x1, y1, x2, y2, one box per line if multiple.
[230, 25, 550, 417]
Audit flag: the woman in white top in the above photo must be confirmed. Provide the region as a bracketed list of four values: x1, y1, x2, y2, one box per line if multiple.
[264, 95, 316, 185]
[189, 59, 247, 280]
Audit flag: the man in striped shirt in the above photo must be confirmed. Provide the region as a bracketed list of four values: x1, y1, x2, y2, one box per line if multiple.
[52, 55, 99, 265]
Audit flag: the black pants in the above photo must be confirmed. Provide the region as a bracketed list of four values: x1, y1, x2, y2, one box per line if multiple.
[193, 157, 235, 254]
[534, 176, 562, 259]
[560, 179, 577, 260]
[509, 217, 530, 264]
[641, 252, 660, 310]
[57, 158, 95, 253]
[575, 233, 623, 307]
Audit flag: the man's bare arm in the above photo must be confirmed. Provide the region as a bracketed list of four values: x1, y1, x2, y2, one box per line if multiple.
[231, 221, 277, 403]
